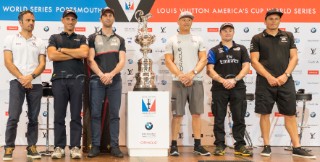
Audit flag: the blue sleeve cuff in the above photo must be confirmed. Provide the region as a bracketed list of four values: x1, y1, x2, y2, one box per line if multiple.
[207, 50, 216, 64]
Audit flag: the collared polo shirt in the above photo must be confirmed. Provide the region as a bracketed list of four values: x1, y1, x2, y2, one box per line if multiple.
[3, 33, 46, 84]
[165, 34, 206, 81]
[250, 29, 297, 77]
[208, 41, 250, 78]
[207, 41, 250, 90]
[88, 30, 126, 80]
[48, 32, 87, 81]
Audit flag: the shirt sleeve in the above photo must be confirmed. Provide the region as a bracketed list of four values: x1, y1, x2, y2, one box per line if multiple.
[119, 37, 126, 52]
[38, 39, 46, 55]
[88, 34, 95, 49]
[198, 36, 206, 52]
[207, 49, 216, 65]
[250, 35, 259, 53]
[80, 35, 87, 46]
[240, 45, 251, 63]
[287, 32, 297, 49]
[47, 35, 57, 48]
[3, 35, 13, 51]
[164, 37, 173, 54]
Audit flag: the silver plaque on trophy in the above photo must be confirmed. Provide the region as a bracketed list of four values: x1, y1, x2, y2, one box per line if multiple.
[133, 10, 157, 91]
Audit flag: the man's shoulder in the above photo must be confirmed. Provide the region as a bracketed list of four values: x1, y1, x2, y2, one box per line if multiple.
[88, 32, 98, 39]
[114, 33, 124, 40]
[210, 44, 220, 51]
[252, 32, 264, 38]
[281, 30, 294, 37]
[74, 33, 86, 39]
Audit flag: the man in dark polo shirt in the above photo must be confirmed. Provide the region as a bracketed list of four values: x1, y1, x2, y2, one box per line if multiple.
[47, 9, 89, 159]
[207, 23, 251, 157]
[250, 9, 315, 158]
[87, 7, 126, 158]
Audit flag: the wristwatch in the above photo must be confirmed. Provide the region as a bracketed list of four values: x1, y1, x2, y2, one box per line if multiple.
[57, 48, 61, 52]
[285, 73, 291, 78]
[193, 70, 198, 75]
[31, 73, 37, 79]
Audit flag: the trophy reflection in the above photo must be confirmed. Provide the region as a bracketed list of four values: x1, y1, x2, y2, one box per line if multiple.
[133, 10, 157, 91]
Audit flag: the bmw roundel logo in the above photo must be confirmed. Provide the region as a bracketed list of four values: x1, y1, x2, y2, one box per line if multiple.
[113, 27, 117, 32]
[128, 59, 133, 64]
[161, 80, 167, 85]
[43, 111, 48, 117]
[311, 27, 317, 33]
[243, 27, 249, 33]
[245, 112, 250, 117]
[43, 26, 49, 32]
[145, 122, 153, 130]
[294, 38, 300, 44]
[310, 112, 316, 118]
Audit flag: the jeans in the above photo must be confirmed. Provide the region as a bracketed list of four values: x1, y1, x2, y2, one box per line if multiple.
[90, 77, 122, 148]
[5, 80, 42, 147]
[52, 78, 84, 149]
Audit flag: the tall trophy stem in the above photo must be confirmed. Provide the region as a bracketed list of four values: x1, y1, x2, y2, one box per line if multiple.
[133, 10, 157, 91]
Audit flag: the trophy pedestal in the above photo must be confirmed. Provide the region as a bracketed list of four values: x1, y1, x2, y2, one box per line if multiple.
[126, 91, 169, 156]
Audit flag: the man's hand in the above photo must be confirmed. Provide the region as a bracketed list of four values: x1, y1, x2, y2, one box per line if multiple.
[222, 79, 236, 89]
[100, 73, 114, 85]
[277, 74, 288, 86]
[266, 75, 280, 87]
[18, 75, 33, 87]
[24, 82, 33, 89]
[178, 74, 194, 87]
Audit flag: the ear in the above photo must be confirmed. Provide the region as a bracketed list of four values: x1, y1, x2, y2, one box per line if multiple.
[18, 20, 22, 26]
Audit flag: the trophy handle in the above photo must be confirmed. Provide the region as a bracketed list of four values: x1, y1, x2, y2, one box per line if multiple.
[135, 10, 144, 23]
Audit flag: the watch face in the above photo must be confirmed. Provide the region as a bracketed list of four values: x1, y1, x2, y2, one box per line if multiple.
[194, 70, 198, 74]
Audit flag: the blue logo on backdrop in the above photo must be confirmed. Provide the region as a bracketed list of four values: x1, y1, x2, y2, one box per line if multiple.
[43, 26, 49, 32]
[0, 0, 106, 21]
[243, 27, 249, 33]
[161, 80, 167, 85]
[43, 111, 48, 117]
[128, 59, 133, 64]
[145, 122, 153, 130]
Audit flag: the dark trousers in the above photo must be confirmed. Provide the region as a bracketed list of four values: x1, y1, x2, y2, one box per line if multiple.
[52, 78, 83, 149]
[89, 77, 122, 148]
[211, 87, 247, 149]
[5, 80, 42, 148]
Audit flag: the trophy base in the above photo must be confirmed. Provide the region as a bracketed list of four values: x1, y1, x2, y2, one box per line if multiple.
[133, 87, 158, 91]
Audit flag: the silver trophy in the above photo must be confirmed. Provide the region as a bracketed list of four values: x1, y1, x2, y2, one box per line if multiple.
[133, 10, 157, 91]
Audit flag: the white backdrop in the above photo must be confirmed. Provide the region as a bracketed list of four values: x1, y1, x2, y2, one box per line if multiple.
[0, 20, 319, 147]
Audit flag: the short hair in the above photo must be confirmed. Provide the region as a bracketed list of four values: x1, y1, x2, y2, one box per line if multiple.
[18, 10, 34, 21]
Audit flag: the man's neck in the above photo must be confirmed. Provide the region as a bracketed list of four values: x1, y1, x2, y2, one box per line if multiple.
[19, 30, 32, 39]
[64, 30, 74, 36]
[102, 26, 113, 36]
[221, 40, 233, 48]
[179, 29, 190, 35]
[266, 28, 279, 36]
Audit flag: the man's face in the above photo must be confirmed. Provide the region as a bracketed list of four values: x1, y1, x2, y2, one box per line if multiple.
[19, 13, 35, 32]
[264, 14, 281, 30]
[220, 27, 234, 42]
[100, 12, 114, 28]
[178, 17, 192, 31]
[62, 14, 77, 32]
